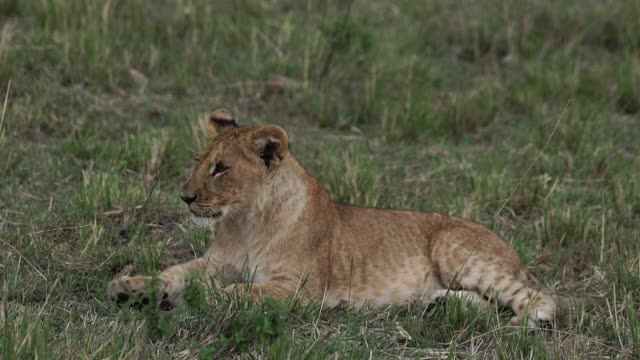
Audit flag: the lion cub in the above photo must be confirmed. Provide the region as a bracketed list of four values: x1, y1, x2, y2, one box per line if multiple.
[108, 108, 556, 327]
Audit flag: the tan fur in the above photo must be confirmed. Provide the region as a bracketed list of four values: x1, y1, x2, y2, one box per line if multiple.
[107, 109, 556, 327]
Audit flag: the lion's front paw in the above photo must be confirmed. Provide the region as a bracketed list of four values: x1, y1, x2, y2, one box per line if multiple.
[107, 275, 175, 310]
[107, 275, 150, 306]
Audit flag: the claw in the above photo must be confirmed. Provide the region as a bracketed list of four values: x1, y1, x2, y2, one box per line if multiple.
[159, 300, 174, 311]
[116, 293, 130, 304]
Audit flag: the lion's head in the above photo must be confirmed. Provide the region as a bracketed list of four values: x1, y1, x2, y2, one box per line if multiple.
[180, 108, 289, 227]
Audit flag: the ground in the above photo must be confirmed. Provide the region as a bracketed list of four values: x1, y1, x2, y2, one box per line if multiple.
[1, 1, 639, 359]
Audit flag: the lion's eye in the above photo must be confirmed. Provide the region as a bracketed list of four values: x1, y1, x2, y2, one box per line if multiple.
[211, 162, 230, 177]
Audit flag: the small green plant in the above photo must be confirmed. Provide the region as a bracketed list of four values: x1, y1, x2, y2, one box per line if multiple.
[221, 296, 288, 353]
[1, 280, 50, 359]
[184, 275, 208, 313]
[429, 295, 492, 344]
[141, 274, 174, 340]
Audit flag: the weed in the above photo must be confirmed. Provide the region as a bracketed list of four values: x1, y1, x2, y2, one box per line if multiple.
[204, 296, 288, 356]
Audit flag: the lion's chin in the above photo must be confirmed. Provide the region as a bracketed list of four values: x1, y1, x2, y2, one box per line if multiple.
[190, 215, 217, 228]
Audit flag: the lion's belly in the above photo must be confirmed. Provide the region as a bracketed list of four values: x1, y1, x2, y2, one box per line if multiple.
[324, 256, 443, 308]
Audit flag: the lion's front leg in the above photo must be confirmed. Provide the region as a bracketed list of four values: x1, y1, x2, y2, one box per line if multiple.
[107, 256, 220, 308]
[224, 277, 302, 303]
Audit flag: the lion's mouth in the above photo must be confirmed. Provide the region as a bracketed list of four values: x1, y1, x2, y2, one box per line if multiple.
[189, 209, 225, 228]
[190, 208, 223, 219]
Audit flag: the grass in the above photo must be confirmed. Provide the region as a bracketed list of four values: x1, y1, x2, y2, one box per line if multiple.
[1, 0, 639, 358]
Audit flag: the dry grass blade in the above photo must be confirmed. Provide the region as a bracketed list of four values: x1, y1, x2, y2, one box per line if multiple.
[16, 277, 60, 354]
[1, 278, 7, 324]
[0, 80, 10, 148]
[494, 99, 571, 218]
[0, 238, 47, 281]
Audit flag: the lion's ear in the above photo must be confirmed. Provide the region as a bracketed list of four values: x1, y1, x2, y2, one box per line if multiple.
[206, 108, 238, 139]
[252, 125, 289, 168]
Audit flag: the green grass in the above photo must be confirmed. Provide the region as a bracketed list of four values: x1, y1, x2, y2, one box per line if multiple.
[1, 0, 639, 358]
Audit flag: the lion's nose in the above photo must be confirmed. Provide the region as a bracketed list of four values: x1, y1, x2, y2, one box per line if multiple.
[180, 192, 197, 205]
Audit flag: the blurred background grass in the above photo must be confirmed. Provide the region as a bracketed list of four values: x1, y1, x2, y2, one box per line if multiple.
[0, 0, 639, 358]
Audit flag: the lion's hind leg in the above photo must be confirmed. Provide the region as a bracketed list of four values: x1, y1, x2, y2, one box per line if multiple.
[425, 289, 492, 311]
